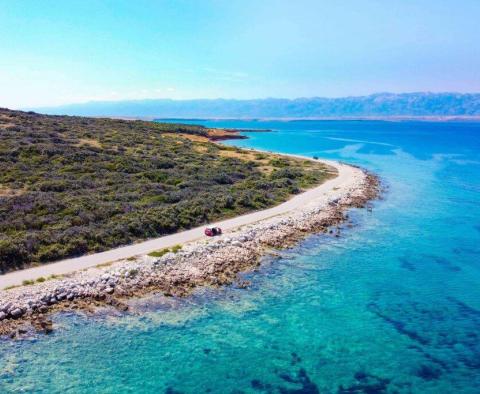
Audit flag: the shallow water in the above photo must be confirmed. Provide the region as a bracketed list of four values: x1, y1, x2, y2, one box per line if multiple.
[1, 120, 480, 393]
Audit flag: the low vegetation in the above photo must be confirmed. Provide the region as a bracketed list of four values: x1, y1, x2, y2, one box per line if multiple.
[5, 274, 58, 290]
[0, 109, 333, 273]
[148, 244, 182, 258]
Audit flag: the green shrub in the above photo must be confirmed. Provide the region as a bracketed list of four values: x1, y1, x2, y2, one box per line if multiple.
[269, 158, 289, 168]
[128, 268, 139, 277]
[148, 248, 170, 257]
[171, 244, 182, 253]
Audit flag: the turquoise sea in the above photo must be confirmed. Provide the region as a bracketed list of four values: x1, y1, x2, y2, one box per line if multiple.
[1, 120, 480, 393]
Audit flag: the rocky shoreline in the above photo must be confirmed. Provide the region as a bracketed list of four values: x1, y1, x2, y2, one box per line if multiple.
[0, 167, 380, 339]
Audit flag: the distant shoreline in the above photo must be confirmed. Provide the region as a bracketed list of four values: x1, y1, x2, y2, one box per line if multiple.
[102, 115, 480, 123]
[28, 92, 480, 121]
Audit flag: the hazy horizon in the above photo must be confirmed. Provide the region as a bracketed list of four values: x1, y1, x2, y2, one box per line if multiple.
[29, 92, 480, 118]
[23, 91, 480, 109]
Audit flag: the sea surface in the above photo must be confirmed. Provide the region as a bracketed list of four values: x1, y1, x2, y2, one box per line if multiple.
[1, 120, 480, 393]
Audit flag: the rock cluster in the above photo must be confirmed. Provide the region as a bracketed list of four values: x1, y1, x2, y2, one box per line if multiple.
[0, 170, 380, 338]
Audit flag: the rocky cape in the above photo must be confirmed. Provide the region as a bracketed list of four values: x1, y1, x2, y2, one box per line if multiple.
[0, 165, 380, 339]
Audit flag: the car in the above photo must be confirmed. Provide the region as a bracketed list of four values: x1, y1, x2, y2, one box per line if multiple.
[204, 227, 222, 237]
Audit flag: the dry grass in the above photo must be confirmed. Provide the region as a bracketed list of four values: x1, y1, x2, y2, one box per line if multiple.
[218, 149, 274, 174]
[164, 133, 209, 142]
[163, 132, 335, 178]
[217, 148, 335, 178]
[76, 138, 103, 149]
[163, 130, 335, 180]
[95, 261, 114, 269]
[164, 128, 241, 142]
[193, 145, 209, 153]
[0, 122, 15, 129]
[205, 128, 235, 138]
[0, 185, 24, 197]
[167, 128, 242, 141]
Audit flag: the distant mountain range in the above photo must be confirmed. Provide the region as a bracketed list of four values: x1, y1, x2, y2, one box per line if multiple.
[31, 93, 480, 118]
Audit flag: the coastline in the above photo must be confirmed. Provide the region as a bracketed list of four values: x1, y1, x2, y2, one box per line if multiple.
[0, 154, 380, 338]
[105, 115, 480, 122]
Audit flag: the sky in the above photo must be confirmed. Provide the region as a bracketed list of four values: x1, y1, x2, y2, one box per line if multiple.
[0, 0, 479, 108]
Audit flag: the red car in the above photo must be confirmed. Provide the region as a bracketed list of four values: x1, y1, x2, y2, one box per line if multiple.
[205, 227, 222, 237]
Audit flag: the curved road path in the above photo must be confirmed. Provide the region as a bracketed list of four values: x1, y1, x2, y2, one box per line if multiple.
[0, 159, 361, 289]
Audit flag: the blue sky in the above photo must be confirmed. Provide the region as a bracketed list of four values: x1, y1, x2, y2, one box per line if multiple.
[1, 0, 479, 108]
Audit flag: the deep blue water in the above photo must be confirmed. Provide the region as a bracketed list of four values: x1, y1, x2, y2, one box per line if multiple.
[1, 120, 480, 393]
